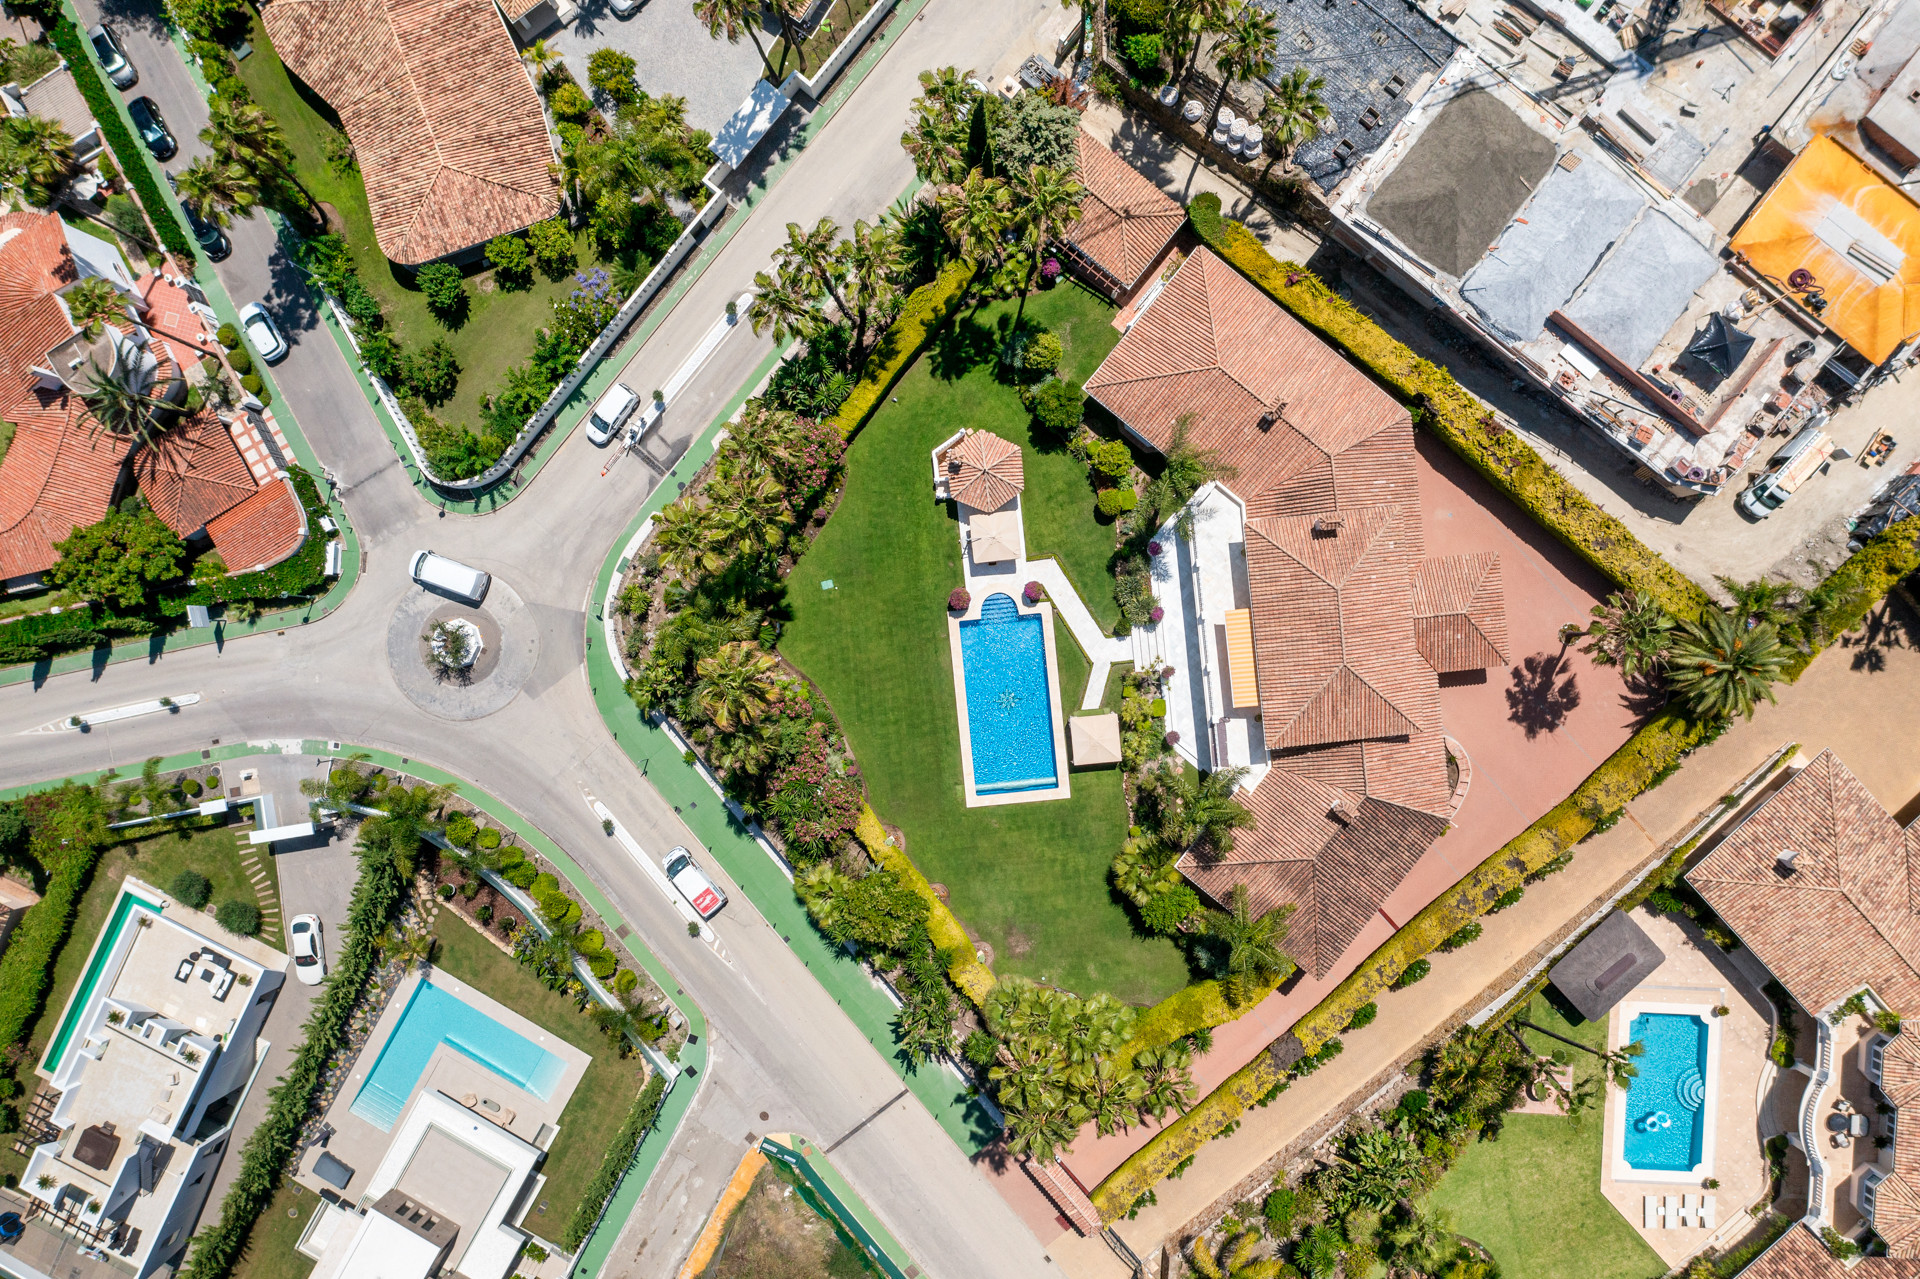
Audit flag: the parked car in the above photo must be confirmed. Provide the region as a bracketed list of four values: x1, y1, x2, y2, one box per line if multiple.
[586, 382, 641, 446]
[409, 550, 491, 603]
[289, 914, 326, 985]
[664, 846, 727, 919]
[166, 171, 233, 260]
[127, 96, 176, 160]
[609, 0, 644, 15]
[88, 23, 136, 88]
[1739, 422, 1834, 519]
[236, 301, 288, 363]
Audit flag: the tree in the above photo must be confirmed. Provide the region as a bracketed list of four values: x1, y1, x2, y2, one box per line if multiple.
[1568, 589, 1674, 681]
[416, 263, 465, 317]
[748, 217, 902, 360]
[900, 67, 979, 183]
[694, 640, 781, 731]
[64, 277, 126, 336]
[771, 0, 811, 73]
[1518, 1018, 1647, 1088]
[1205, 884, 1293, 1005]
[1146, 762, 1253, 853]
[1204, 1, 1278, 148]
[988, 92, 1079, 175]
[47, 509, 185, 611]
[651, 496, 725, 580]
[357, 782, 449, 878]
[1717, 575, 1811, 651]
[0, 114, 76, 206]
[175, 154, 262, 228]
[1666, 610, 1788, 721]
[1256, 66, 1332, 178]
[1134, 1043, 1196, 1120]
[522, 38, 560, 82]
[422, 620, 473, 682]
[1012, 164, 1083, 323]
[1164, 0, 1234, 86]
[587, 48, 640, 106]
[937, 169, 1012, 266]
[202, 97, 321, 226]
[704, 470, 790, 561]
[1384, 1202, 1462, 1276]
[694, 0, 778, 82]
[1143, 412, 1237, 523]
[485, 234, 530, 283]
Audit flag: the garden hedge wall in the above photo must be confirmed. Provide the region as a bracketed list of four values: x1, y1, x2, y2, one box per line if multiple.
[1119, 976, 1281, 1064]
[561, 1071, 668, 1251]
[854, 806, 997, 1007]
[1794, 523, 1920, 677]
[0, 794, 106, 1065]
[830, 260, 977, 439]
[1186, 194, 1709, 621]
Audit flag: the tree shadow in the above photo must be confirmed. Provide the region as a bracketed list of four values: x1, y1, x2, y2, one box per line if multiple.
[1617, 675, 1670, 721]
[926, 307, 999, 382]
[1839, 598, 1919, 673]
[1505, 649, 1581, 739]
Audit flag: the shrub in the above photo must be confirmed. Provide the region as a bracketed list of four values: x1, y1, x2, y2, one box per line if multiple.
[215, 899, 261, 937]
[477, 827, 501, 850]
[587, 48, 639, 105]
[1488, 885, 1524, 913]
[240, 372, 264, 397]
[1438, 921, 1482, 952]
[962, 1029, 998, 1067]
[1391, 958, 1430, 988]
[1346, 1001, 1377, 1030]
[1263, 1185, 1299, 1236]
[832, 260, 976, 437]
[948, 588, 970, 611]
[217, 323, 240, 350]
[1141, 885, 1199, 935]
[528, 218, 576, 275]
[168, 869, 212, 908]
[1121, 31, 1163, 70]
[182, 778, 202, 798]
[576, 928, 606, 955]
[613, 968, 639, 995]
[503, 861, 540, 889]
[1097, 487, 1138, 517]
[445, 811, 477, 848]
[548, 79, 593, 124]
[587, 950, 617, 979]
[226, 346, 252, 376]
[1031, 378, 1084, 435]
[485, 233, 530, 282]
[1023, 330, 1063, 373]
[1023, 580, 1044, 604]
[416, 263, 465, 316]
[1090, 438, 1133, 480]
[437, 883, 455, 900]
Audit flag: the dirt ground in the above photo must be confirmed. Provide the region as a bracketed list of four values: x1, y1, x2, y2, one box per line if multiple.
[701, 1165, 879, 1279]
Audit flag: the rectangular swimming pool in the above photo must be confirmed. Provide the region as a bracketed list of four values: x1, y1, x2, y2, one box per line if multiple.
[1622, 1011, 1711, 1173]
[958, 593, 1059, 793]
[349, 979, 566, 1131]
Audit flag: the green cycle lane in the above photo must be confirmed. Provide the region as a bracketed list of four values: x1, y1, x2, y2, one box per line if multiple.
[583, 351, 1002, 1158]
[0, 742, 705, 1279]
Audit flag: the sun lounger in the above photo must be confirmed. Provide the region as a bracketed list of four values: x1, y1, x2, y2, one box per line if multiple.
[1665, 1195, 1681, 1228]
[1645, 1195, 1659, 1228]
[1680, 1194, 1695, 1227]
[1702, 1195, 1717, 1229]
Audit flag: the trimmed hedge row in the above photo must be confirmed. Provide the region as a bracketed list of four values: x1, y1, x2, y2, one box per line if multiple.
[1186, 194, 1710, 621]
[1118, 976, 1281, 1064]
[560, 1071, 668, 1251]
[48, 14, 198, 261]
[1792, 523, 1920, 677]
[0, 800, 106, 1063]
[181, 856, 402, 1279]
[854, 806, 996, 1007]
[830, 259, 977, 439]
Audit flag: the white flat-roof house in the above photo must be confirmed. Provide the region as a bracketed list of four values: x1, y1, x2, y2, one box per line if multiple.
[25, 877, 286, 1277]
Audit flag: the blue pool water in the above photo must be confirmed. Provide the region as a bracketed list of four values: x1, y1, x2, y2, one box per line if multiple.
[349, 979, 567, 1131]
[959, 593, 1059, 793]
[1622, 1012, 1711, 1172]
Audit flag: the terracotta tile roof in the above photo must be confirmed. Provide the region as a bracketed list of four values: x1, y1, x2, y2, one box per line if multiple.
[0, 212, 127, 581]
[261, 0, 559, 264]
[1062, 132, 1185, 292]
[1412, 552, 1509, 673]
[1689, 750, 1920, 1019]
[134, 409, 260, 538]
[947, 430, 1024, 512]
[204, 478, 306, 573]
[1735, 1223, 1920, 1278]
[1885, 1030, 1920, 1109]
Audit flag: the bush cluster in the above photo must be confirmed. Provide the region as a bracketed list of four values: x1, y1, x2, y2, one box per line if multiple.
[831, 260, 976, 437]
[169, 869, 212, 909]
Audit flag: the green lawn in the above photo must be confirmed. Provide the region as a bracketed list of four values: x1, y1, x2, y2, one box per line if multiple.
[228, 1181, 317, 1279]
[234, 17, 599, 432]
[1429, 997, 1665, 1279]
[429, 912, 647, 1237]
[781, 284, 1191, 1005]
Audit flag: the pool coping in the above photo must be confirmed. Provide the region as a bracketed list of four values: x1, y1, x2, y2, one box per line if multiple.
[1609, 998, 1723, 1185]
[38, 884, 168, 1078]
[947, 590, 1072, 808]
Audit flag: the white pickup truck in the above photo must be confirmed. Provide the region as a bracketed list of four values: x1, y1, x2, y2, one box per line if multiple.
[664, 846, 727, 919]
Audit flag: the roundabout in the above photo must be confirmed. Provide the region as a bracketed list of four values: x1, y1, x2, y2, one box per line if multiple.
[384, 575, 538, 720]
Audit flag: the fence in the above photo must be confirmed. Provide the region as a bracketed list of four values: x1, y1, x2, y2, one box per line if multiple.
[758, 1134, 917, 1279]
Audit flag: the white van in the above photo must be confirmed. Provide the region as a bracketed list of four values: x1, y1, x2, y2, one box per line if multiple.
[1739, 423, 1835, 519]
[586, 383, 641, 446]
[409, 550, 490, 603]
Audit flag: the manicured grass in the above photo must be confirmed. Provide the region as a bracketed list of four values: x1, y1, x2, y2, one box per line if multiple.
[429, 911, 648, 1238]
[234, 17, 599, 431]
[782, 285, 1189, 1005]
[1428, 997, 1665, 1279]
[227, 1181, 317, 1279]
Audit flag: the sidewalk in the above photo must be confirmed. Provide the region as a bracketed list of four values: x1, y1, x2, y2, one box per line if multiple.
[1057, 598, 1920, 1274]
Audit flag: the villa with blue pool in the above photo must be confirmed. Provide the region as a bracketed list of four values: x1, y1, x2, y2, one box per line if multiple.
[288, 965, 590, 1279]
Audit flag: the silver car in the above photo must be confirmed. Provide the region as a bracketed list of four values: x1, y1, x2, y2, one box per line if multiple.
[88, 24, 136, 89]
[237, 302, 288, 364]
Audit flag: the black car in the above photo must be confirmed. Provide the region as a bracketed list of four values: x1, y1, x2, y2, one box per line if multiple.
[127, 96, 176, 160]
[180, 198, 230, 260]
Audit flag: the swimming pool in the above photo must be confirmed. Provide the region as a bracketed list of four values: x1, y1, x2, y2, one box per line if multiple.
[958, 593, 1059, 793]
[1622, 1011, 1712, 1173]
[349, 979, 566, 1131]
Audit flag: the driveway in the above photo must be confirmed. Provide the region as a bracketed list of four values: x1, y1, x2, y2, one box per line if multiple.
[549, 0, 772, 135]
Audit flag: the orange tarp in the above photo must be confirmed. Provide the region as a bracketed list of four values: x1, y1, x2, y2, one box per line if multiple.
[1730, 134, 1920, 364]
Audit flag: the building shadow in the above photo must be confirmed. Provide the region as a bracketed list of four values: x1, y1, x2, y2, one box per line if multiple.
[1505, 648, 1581, 738]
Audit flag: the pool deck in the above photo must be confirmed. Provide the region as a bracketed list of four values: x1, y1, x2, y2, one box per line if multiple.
[292, 965, 590, 1205]
[1599, 908, 1778, 1270]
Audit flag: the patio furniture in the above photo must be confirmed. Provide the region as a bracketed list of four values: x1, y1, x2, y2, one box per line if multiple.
[1679, 1195, 1695, 1226]
[1851, 1114, 1870, 1137]
[1833, 1132, 1852, 1147]
[1664, 1195, 1680, 1227]
[174, 958, 193, 982]
[1702, 1195, 1717, 1229]
[118, 1227, 139, 1256]
[1644, 1195, 1658, 1228]
[212, 969, 234, 1001]
[1836, 1098, 1855, 1114]
[1829, 1112, 1852, 1131]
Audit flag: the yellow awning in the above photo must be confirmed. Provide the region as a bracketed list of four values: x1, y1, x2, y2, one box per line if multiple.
[1225, 609, 1258, 709]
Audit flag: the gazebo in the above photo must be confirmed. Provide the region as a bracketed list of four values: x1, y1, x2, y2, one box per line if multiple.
[941, 430, 1025, 512]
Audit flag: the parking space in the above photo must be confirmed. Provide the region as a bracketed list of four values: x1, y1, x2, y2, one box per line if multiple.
[547, 0, 771, 134]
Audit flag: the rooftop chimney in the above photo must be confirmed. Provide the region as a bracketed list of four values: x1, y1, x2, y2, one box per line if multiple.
[1329, 796, 1355, 824]
[1777, 849, 1800, 874]
[1257, 400, 1288, 431]
[1312, 514, 1346, 536]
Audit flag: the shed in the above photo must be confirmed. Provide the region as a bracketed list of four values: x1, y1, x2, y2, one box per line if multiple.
[1550, 910, 1666, 1021]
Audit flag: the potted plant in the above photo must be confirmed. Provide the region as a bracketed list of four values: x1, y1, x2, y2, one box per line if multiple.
[948, 588, 970, 612]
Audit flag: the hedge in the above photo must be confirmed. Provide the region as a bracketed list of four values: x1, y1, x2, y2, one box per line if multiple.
[0, 812, 105, 1064]
[830, 259, 977, 439]
[1792, 523, 1920, 677]
[560, 1071, 668, 1251]
[1118, 976, 1283, 1064]
[1185, 194, 1709, 621]
[182, 856, 402, 1279]
[48, 15, 198, 261]
[853, 806, 996, 1007]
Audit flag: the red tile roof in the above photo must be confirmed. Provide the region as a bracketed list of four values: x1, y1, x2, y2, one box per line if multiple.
[1063, 132, 1186, 292]
[204, 479, 306, 573]
[261, 0, 559, 265]
[1735, 1223, 1920, 1278]
[0, 212, 128, 581]
[947, 430, 1024, 512]
[1412, 553, 1509, 673]
[134, 409, 261, 538]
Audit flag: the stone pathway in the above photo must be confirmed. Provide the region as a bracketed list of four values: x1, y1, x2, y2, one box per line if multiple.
[237, 842, 282, 939]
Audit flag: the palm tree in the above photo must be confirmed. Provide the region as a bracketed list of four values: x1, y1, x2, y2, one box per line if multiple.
[64, 277, 127, 336]
[1717, 575, 1811, 650]
[1206, 884, 1293, 1005]
[358, 782, 449, 878]
[1567, 589, 1675, 681]
[385, 918, 437, 972]
[704, 470, 789, 560]
[1069, 1056, 1149, 1135]
[1012, 163, 1083, 324]
[900, 67, 977, 183]
[1166, 0, 1234, 88]
[651, 496, 725, 579]
[422, 620, 473, 683]
[771, 0, 811, 73]
[1384, 1202, 1462, 1276]
[1518, 1018, 1647, 1088]
[1134, 1043, 1196, 1120]
[839, 218, 903, 357]
[1144, 412, 1237, 524]
[937, 168, 1012, 266]
[1666, 610, 1788, 721]
[1205, 2, 1278, 145]
[693, 0, 777, 81]
[202, 97, 322, 226]
[175, 155, 262, 228]
[1256, 66, 1332, 178]
[522, 38, 560, 83]
[1, 114, 76, 206]
[748, 260, 833, 345]
[1149, 762, 1253, 853]
[80, 357, 175, 450]
[694, 640, 781, 731]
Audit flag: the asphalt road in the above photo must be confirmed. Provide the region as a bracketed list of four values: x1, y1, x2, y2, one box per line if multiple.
[12, 0, 1076, 1274]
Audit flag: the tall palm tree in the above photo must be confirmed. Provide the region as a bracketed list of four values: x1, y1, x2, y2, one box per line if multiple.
[900, 67, 976, 183]
[839, 218, 903, 356]
[202, 97, 322, 226]
[1665, 610, 1788, 721]
[1256, 66, 1332, 178]
[1134, 1043, 1196, 1120]
[1568, 589, 1675, 681]
[1206, 884, 1293, 1006]
[2, 114, 77, 206]
[1166, 0, 1233, 88]
[1012, 163, 1083, 323]
[779, 217, 850, 318]
[693, 0, 778, 83]
[1717, 575, 1812, 651]
[175, 155, 262, 228]
[694, 640, 781, 731]
[1149, 762, 1253, 853]
[358, 782, 448, 878]
[772, 0, 811, 73]
[748, 260, 833, 345]
[937, 169, 1011, 266]
[80, 357, 174, 450]
[704, 470, 789, 560]
[1205, 2, 1278, 145]
[64, 277, 128, 336]
[651, 496, 726, 580]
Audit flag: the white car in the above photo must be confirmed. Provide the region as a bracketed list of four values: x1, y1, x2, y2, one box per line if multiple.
[289, 914, 326, 985]
[609, 0, 644, 16]
[664, 846, 727, 919]
[237, 302, 288, 364]
[89, 23, 136, 89]
[586, 382, 641, 446]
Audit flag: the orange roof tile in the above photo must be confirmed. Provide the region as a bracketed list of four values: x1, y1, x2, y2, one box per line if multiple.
[1734, 1223, 1920, 1278]
[204, 479, 306, 573]
[134, 410, 261, 538]
[261, 0, 559, 265]
[947, 430, 1024, 512]
[1412, 553, 1509, 673]
[1063, 132, 1186, 291]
